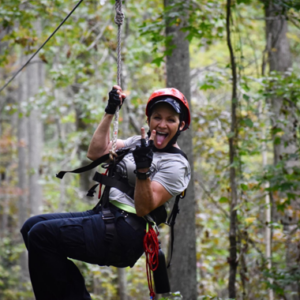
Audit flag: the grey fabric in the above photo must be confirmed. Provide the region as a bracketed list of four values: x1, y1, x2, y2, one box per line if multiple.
[109, 135, 191, 209]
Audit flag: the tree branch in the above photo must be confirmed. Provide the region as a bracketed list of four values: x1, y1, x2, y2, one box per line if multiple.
[197, 179, 230, 219]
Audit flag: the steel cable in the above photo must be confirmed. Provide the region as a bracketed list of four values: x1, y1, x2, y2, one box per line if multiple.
[0, 0, 84, 94]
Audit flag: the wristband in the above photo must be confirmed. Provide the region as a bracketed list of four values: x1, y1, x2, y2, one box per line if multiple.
[134, 169, 152, 180]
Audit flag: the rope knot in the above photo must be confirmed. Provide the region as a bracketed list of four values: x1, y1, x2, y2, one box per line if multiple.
[109, 149, 118, 161]
[114, 0, 124, 26]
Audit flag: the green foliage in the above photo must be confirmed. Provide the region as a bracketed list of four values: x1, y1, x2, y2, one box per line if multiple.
[159, 291, 183, 299]
[0, 238, 33, 299]
[1, 0, 300, 299]
[199, 296, 234, 300]
[263, 267, 300, 297]
[139, 0, 225, 66]
[277, 0, 300, 11]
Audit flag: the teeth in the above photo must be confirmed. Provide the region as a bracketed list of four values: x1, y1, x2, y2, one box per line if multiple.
[157, 131, 168, 135]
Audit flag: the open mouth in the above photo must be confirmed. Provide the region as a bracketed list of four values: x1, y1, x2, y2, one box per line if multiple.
[156, 131, 168, 146]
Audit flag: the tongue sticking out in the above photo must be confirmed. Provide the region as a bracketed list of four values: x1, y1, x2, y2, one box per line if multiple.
[156, 134, 167, 146]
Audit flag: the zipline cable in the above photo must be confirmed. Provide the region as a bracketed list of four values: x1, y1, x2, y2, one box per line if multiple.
[0, 0, 84, 94]
[109, 0, 124, 161]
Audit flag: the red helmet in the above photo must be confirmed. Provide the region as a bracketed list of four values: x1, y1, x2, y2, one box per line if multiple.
[146, 88, 190, 131]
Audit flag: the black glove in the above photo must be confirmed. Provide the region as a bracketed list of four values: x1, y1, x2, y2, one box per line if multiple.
[105, 88, 125, 114]
[132, 139, 154, 170]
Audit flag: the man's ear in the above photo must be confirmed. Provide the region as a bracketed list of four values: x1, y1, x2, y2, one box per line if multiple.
[179, 121, 185, 131]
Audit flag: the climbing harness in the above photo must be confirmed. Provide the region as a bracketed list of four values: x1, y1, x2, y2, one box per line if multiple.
[167, 190, 186, 267]
[57, 145, 187, 296]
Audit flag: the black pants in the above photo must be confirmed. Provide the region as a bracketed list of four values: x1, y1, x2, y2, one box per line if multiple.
[20, 205, 146, 300]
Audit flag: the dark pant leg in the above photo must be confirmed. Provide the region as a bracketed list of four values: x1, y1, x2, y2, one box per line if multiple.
[22, 211, 105, 300]
[21, 208, 146, 300]
[20, 210, 94, 250]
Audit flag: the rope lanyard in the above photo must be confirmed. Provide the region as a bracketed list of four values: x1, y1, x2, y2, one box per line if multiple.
[109, 0, 124, 161]
[0, 0, 84, 94]
[143, 223, 160, 299]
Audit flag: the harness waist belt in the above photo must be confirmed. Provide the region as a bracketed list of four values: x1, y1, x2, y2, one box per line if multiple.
[123, 212, 146, 231]
[109, 204, 146, 231]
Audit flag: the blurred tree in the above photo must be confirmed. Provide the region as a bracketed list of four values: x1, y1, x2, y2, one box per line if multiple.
[225, 0, 238, 298]
[164, 0, 197, 299]
[17, 52, 29, 284]
[263, 1, 299, 299]
[27, 20, 44, 216]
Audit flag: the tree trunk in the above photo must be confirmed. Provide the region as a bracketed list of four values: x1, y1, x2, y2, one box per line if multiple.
[264, 2, 299, 299]
[18, 53, 29, 281]
[27, 21, 44, 216]
[226, 0, 238, 298]
[265, 0, 293, 165]
[118, 9, 128, 299]
[71, 82, 95, 199]
[74, 103, 94, 195]
[117, 268, 128, 300]
[260, 104, 274, 300]
[164, 1, 197, 299]
[0, 180, 9, 238]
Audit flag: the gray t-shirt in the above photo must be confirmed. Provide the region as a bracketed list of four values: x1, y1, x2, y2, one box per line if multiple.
[109, 135, 191, 209]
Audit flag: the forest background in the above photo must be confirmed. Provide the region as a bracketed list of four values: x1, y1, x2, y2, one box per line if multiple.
[1, 0, 300, 299]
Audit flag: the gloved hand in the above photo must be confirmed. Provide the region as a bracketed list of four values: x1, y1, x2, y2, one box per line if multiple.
[132, 139, 154, 170]
[105, 88, 125, 114]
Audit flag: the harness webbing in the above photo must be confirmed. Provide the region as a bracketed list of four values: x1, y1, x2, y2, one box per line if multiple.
[157, 146, 187, 159]
[56, 148, 129, 180]
[167, 190, 186, 268]
[92, 172, 134, 196]
[100, 163, 117, 244]
[56, 145, 188, 269]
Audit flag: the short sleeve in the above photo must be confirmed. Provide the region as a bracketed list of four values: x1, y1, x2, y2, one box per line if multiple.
[151, 154, 191, 197]
[122, 135, 141, 149]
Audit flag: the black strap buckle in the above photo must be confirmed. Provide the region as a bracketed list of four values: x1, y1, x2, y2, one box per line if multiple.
[121, 210, 128, 218]
[102, 207, 115, 222]
[102, 214, 115, 221]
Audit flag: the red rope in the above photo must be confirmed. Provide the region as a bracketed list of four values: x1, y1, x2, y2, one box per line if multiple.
[98, 169, 109, 199]
[143, 225, 159, 299]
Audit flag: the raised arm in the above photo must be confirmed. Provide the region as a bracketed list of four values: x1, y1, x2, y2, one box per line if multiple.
[87, 85, 126, 161]
[132, 128, 173, 216]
